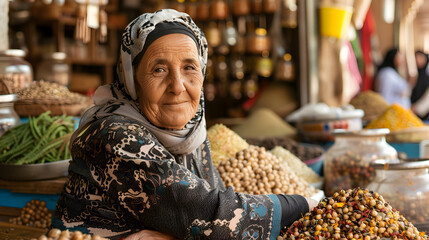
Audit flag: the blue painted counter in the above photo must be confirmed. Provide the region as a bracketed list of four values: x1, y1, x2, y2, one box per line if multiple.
[0, 189, 59, 210]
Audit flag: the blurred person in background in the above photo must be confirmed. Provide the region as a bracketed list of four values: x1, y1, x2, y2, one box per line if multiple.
[374, 48, 412, 109]
[411, 50, 429, 120]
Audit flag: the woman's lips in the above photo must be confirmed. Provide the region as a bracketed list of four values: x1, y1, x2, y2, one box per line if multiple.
[164, 101, 187, 106]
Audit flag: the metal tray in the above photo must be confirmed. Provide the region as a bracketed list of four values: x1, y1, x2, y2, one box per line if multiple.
[0, 159, 71, 181]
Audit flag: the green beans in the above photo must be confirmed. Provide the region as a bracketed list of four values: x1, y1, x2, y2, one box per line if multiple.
[0, 111, 74, 164]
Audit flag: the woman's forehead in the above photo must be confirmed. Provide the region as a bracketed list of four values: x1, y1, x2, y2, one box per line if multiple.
[143, 34, 199, 59]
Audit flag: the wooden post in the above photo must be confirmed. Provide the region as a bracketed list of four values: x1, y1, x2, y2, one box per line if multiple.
[0, 0, 8, 51]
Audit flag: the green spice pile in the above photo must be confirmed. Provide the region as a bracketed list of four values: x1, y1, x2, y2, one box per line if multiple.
[9, 200, 52, 229]
[0, 111, 74, 164]
[280, 188, 428, 240]
[31, 228, 109, 240]
[349, 91, 389, 123]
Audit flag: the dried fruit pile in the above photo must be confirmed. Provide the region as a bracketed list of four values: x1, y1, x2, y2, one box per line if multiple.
[280, 188, 428, 240]
[218, 145, 317, 196]
[31, 228, 108, 240]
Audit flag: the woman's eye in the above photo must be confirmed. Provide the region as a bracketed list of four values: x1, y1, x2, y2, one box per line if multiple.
[154, 68, 165, 73]
[185, 65, 196, 70]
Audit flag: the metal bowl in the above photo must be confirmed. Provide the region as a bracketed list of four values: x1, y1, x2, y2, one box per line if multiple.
[0, 159, 70, 181]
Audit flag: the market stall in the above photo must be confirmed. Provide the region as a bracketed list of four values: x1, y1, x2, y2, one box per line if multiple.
[1, 0, 429, 239]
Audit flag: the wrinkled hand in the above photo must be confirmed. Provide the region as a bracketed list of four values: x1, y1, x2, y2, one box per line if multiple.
[124, 230, 176, 240]
[305, 197, 319, 211]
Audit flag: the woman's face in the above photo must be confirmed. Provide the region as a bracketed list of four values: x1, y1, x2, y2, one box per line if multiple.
[135, 33, 203, 129]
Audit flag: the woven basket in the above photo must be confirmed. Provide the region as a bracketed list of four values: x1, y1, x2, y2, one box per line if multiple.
[14, 98, 92, 117]
[387, 126, 429, 143]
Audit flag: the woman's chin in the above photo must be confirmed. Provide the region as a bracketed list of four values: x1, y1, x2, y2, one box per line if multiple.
[157, 116, 191, 129]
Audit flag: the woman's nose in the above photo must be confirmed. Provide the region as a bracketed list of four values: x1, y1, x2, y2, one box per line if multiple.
[168, 70, 186, 95]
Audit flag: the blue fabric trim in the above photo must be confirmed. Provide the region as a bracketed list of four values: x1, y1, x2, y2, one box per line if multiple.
[268, 194, 282, 240]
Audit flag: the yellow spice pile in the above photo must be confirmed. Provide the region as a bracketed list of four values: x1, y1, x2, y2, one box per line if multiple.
[365, 104, 425, 132]
[207, 123, 249, 166]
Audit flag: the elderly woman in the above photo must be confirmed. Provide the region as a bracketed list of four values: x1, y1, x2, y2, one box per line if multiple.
[53, 9, 317, 240]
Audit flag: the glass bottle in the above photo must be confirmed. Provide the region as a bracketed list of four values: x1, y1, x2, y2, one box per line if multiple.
[36, 52, 70, 87]
[282, 0, 298, 28]
[255, 50, 273, 78]
[0, 94, 21, 136]
[209, 0, 228, 20]
[0, 49, 33, 94]
[366, 159, 429, 232]
[275, 53, 295, 81]
[196, 0, 210, 21]
[247, 27, 271, 54]
[323, 128, 399, 196]
[231, 0, 250, 16]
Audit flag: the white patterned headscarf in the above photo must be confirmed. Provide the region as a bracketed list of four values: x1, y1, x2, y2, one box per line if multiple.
[72, 9, 208, 155]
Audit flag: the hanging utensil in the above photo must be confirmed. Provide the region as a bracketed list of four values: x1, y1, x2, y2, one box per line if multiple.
[99, 6, 107, 43]
[75, 3, 86, 41]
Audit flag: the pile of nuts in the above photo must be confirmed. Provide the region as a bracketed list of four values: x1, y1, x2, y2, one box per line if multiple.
[280, 188, 428, 240]
[17, 81, 88, 104]
[9, 199, 52, 229]
[217, 145, 317, 196]
[31, 228, 108, 240]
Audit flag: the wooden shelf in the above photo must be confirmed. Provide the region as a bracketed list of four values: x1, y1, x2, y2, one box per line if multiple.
[0, 220, 47, 240]
[0, 178, 67, 195]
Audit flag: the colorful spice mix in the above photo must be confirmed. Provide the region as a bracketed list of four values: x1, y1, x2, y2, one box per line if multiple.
[280, 188, 427, 240]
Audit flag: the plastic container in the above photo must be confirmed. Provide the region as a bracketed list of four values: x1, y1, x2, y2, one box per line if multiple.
[0, 49, 33, 94]
[319, 4, 353, 38]
[323, 128, 398, 196]
[0, 94, 21, 136]
[36, 52, 70, 86]
[287, 103, 364, 142]
[366, 159, 429, 232]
